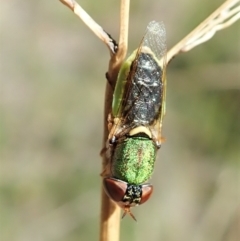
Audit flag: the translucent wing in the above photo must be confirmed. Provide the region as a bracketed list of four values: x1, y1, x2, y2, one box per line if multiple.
[143, 21, 167, 63]
[109, 21, 167, 145]
[139, 21, 167, 145]
[144, 21, 167, 145]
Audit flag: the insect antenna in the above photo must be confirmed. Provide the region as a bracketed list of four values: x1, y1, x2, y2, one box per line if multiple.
[121, 207, 137, 222]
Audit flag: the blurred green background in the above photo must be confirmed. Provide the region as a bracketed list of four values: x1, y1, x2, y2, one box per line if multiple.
[0, 1, 239, 241]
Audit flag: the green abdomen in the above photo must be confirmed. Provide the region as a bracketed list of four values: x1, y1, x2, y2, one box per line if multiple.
[111, 136, 156, 184]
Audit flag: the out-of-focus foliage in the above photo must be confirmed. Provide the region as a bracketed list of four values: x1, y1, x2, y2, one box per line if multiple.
[0, 1, 239, 241]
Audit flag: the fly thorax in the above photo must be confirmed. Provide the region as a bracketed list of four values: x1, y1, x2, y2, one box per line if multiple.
[111, 133, 157, 184]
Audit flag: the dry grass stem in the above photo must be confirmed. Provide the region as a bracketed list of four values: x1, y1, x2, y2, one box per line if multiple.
[59, 1, 130, 240]
[100, 2, 130, 241]
[109, 0, 130, 75]
[59, 0, 117, 54]
[167, 0, 240, 63]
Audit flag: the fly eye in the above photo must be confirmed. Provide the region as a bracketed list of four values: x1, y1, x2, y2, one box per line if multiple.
[139, 184, 153, 205]
[103, 178, 128, 202]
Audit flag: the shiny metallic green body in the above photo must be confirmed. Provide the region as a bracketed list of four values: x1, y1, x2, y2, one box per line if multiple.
[111, 136, 156, 184]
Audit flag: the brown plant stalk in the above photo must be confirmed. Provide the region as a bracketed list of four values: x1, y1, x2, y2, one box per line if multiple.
[59, 1, 129, 241]
[167, 0, 240, 63]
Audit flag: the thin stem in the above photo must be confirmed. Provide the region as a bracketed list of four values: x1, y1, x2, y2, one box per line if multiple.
[167, 0, 240, 63]
[59, 1, 130, 240]
[119, 0, 130, 59]
[59, 0, 117, 54]
[100, 2, 130, 241]
[108, 0, 130, 86]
